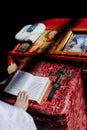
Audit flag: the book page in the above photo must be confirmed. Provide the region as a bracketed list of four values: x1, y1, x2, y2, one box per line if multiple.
[26, 76, 50, 102]
[4, 70, 33, 95]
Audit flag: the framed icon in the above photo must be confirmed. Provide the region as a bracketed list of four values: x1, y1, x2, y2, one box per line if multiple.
[54, 28, 87, 57]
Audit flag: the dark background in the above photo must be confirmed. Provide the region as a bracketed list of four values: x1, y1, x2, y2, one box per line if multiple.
[0, 2, 87, 80]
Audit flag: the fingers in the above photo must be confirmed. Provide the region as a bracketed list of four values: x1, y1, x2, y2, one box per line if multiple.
[14, 90, 29, 111]
[17, 91, 29, 101]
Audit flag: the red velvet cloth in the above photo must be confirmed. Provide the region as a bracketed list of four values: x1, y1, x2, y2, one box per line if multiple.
[42, 18, 87, 29]
[42, 18, 72, 30]
[26, 60, 86, 130]
[3, 58, 87, 130]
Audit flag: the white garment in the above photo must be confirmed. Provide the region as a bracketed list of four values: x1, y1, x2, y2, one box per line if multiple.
[0, 100, 37, 130]
[15, 23, 46, 43]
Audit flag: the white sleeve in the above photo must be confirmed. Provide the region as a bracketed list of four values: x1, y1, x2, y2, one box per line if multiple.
[0, 100, 37, 130]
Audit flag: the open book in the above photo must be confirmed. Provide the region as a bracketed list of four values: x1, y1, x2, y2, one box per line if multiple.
[4, 70, 51, 104]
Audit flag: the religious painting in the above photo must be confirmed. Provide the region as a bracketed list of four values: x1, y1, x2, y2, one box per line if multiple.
[28, 30, 60, 53]
[54, 29, 87, 57]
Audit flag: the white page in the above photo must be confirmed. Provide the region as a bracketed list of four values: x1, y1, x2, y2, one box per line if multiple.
[4, 70, 33, 95]
[26, 76, 49, 101]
